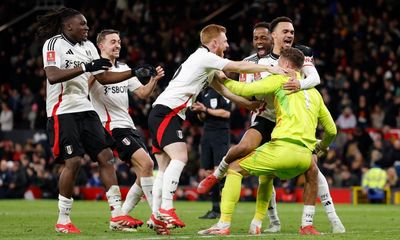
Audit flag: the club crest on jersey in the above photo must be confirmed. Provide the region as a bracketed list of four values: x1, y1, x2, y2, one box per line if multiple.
[47, 51, 56, 63]
[65, 145, 73, 155]
[210, 98, 218, 108]
[122, 137, 131, 145]
[176, 130, 183, 139]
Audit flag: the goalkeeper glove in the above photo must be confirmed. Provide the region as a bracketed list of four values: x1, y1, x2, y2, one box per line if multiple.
[132, 64, 157, 78]
[314, 140, 329, 158]
[83, 58, 112, 72]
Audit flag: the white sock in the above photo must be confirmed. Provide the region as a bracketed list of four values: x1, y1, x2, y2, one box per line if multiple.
[217, 220, 231, 229]
[57, 194, 73, 224]
[251, 218, 262, 227]
[213, 157, 228, 179]
[106, 185, 123, 217]
[140, 176, 154, 210]
[121, 183, 143, 215]
[317, 170, 339, 222]
[161, 159, 185, 210]
[267, 187, 280, 224]
[152, 171, 164, 213]
[301, 205, 315, 227]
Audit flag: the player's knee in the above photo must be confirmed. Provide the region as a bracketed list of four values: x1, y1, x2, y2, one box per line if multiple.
[97, 148, 115, 166]
[64, 156, 81, 171]
[142, 159, 154, 175]
[132, 156, 154, 175]
[306, 160, 319, 181]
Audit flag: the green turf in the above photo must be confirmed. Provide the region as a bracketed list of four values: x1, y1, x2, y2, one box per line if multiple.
[0, 200, 399, 239]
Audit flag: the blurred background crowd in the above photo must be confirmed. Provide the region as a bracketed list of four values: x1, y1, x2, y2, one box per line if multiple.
[0, 0, 400, 199]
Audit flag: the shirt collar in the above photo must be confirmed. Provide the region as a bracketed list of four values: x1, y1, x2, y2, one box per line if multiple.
[201, 44, 210, 52]
[61, 33, 83, 46]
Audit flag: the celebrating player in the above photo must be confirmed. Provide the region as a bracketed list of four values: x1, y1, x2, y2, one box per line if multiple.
[147, 24, 286, 235]
[89, 29, 165, 231]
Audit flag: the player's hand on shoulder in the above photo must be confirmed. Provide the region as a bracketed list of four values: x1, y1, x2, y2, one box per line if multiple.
[283, 80, 301, 94]
[83, 58, 112, 72]
[268, 65, 289, 76]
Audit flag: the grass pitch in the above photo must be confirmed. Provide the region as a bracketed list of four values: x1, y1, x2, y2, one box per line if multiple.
[0, 200, 399, 239]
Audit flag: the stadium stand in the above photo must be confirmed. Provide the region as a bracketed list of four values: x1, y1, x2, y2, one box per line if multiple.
[0, 0, 399, 202]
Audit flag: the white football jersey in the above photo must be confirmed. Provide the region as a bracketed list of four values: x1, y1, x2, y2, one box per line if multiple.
[153, 47, 230, 119]
[42, 34, 101, 117]
[90, 62, 142, 130]
[240, 53, 278, 123]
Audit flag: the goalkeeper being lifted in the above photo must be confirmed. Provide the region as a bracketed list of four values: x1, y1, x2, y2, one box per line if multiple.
[199, 47, 337, 235]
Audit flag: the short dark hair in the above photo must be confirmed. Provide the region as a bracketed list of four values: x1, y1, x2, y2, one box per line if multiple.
[280, 48, 304, 70]
[253, 21, 270, 30]
[270, 16, 293, 32]
[96, 29, 120, 45]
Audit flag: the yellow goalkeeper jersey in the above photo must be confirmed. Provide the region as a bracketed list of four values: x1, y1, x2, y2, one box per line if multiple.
[224, 73, 336, 151]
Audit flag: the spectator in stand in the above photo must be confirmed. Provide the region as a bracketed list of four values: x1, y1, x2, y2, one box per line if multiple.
[386, 167, 400, 189]
[87, 169, 102, 187]
[0, 102, 13, 131]
[0, 159, 12, 198]
[335, 165, 359, 187]
[370, 104, 386, 129]
[355, 95, 369, 128]
[7, 161, 28, 198]
[335, 106, 357, 130]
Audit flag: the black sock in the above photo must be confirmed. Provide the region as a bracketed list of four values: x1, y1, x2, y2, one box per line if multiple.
[211, 182, 220, 213]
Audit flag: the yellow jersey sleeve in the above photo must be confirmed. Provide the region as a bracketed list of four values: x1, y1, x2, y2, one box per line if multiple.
[223, 75, 286, 97]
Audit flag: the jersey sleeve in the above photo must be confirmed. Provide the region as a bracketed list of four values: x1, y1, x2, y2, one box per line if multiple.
[317, 100, 337, 149]
[294, 44, 320, 89]
[223, 75, 283, 97]
[42, 38, 62, 68]
[257, 58, 273, 79]
[219, 95, 231, 111]
[300, 64, 320, 89]
[202, 52, 230, 70]
[128, 76, 143, 92]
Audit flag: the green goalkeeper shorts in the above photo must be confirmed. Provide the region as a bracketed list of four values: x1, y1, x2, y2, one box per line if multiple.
[238, 139, 312, 179]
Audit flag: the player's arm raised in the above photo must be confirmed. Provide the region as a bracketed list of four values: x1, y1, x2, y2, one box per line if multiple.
[45, 66, 87, 84]
[210, 72, 261, 111]
[95, 64, 158, 85]
[133, 66, 165, 99]
[222, 75, 282, 97]
[223, 61, 287, 75]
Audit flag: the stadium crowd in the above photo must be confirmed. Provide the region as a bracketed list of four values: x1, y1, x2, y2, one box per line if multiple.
[1, 0, 400, 199]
